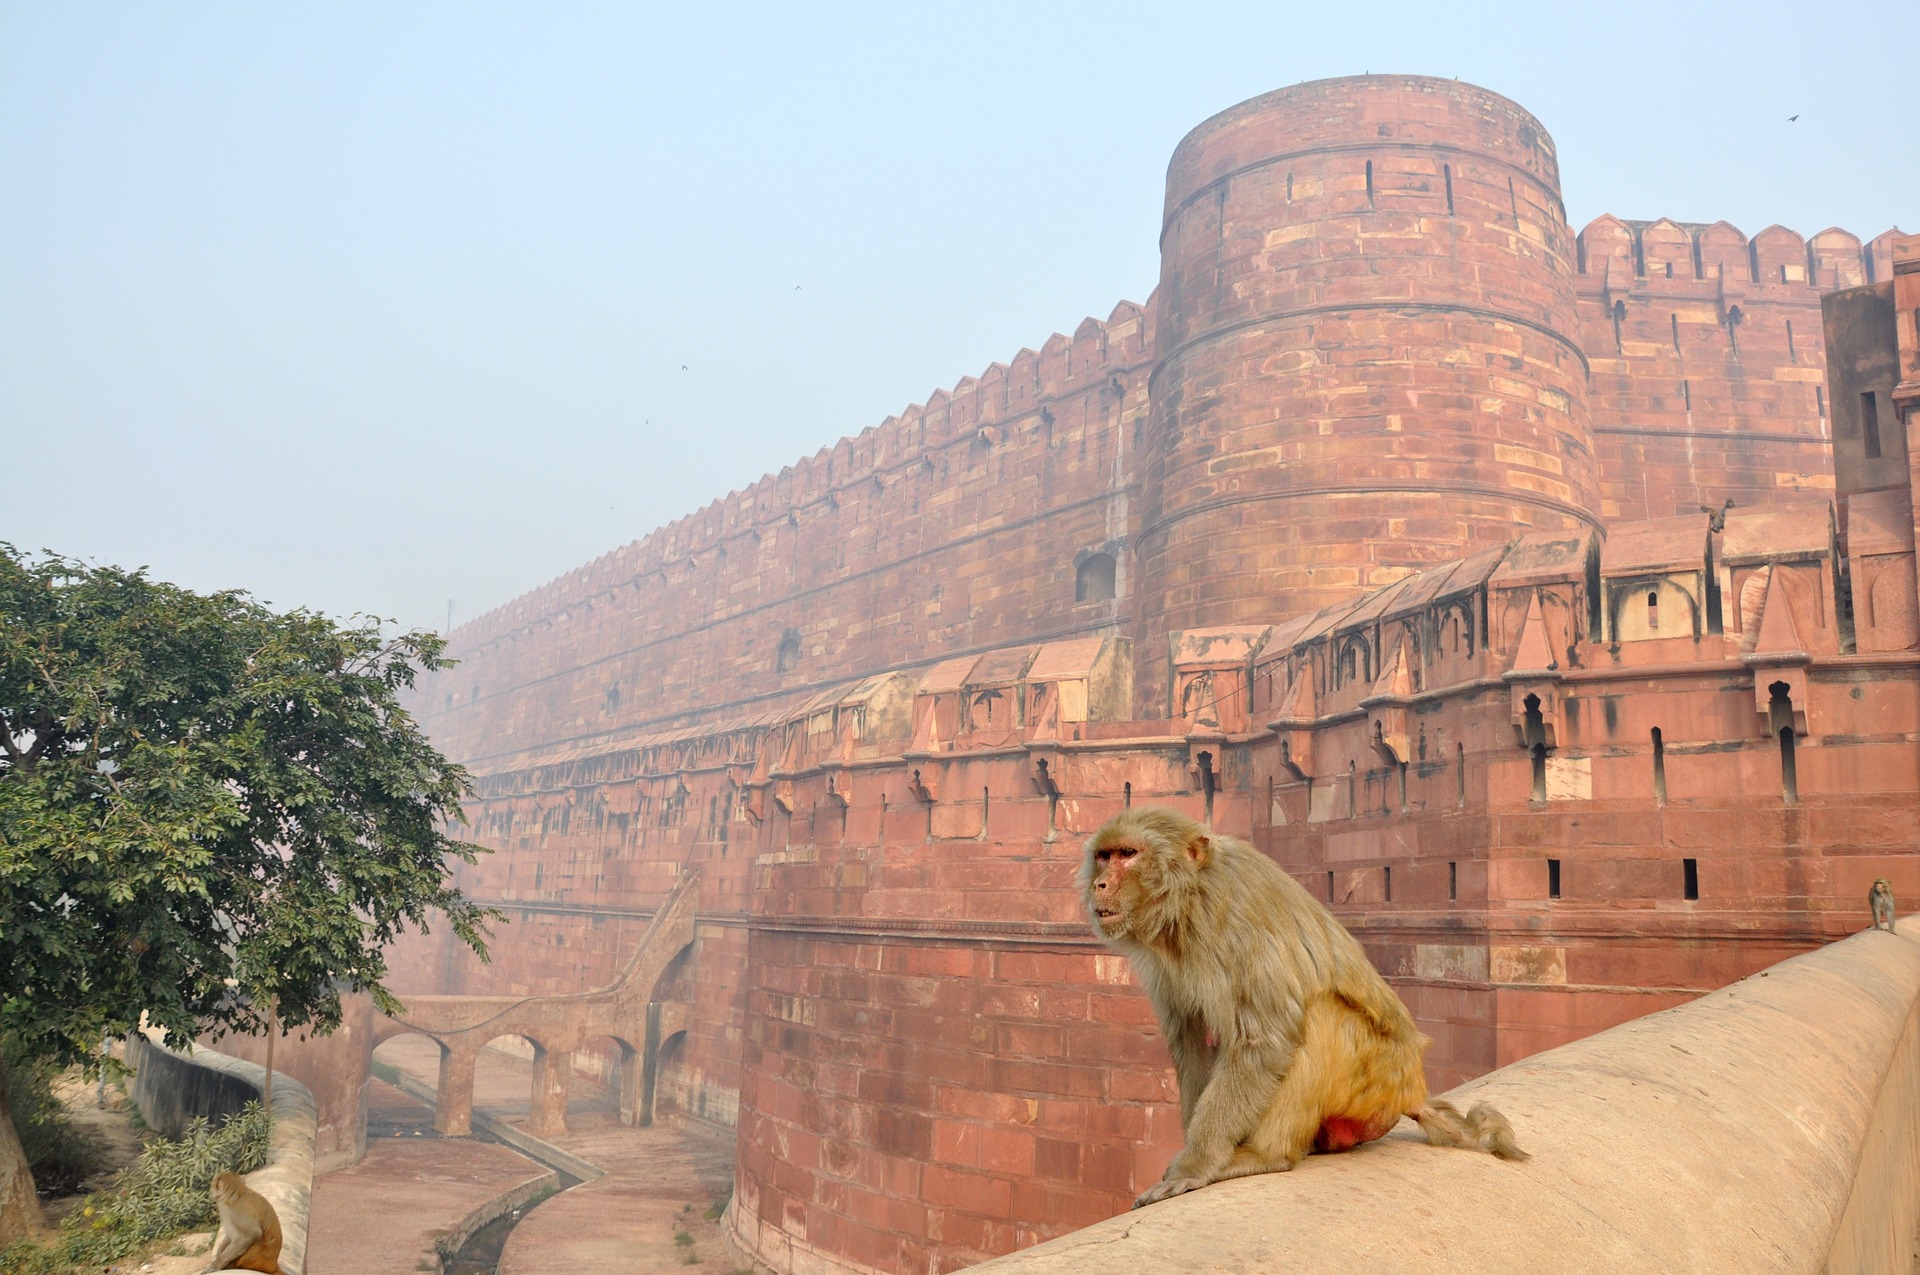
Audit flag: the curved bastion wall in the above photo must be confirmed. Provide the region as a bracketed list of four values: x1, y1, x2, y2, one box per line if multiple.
[381, 75, 1914, 1275]
[1133, 75, 1601, 703]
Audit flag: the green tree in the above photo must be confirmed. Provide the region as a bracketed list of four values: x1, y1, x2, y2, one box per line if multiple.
[0, 546, 497, 1241]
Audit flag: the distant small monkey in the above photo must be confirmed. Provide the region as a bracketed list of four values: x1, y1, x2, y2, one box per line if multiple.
[1871, 879, 1897, 934]
[203, 1171, 283, 1274]
[1082, 807, 1526, 1208]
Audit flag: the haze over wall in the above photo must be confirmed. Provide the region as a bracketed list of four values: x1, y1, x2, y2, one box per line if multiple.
[2, 1, 1912, 630]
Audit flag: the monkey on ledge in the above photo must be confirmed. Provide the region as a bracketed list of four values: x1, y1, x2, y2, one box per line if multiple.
[1081, 807, 1527, 1208]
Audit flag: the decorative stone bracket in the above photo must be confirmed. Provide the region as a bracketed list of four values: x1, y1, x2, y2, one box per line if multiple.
[1028, 749, 1064, 800]
[1506, 590, 1562, 748]
[1745, 653, 1812, 736]
[1505, 676, 1561, 750]
[906, 767, 937, 804]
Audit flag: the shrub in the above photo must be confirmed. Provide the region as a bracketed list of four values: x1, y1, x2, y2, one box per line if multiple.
[0, 1103, 271, 1274]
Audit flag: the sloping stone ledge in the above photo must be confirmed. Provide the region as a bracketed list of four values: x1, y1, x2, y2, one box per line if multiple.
[126, 1033, 316, 1275]
[966, 916, 1920, 1275]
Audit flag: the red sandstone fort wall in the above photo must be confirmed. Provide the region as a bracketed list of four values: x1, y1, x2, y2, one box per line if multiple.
[380, 74, 1917, 1275]
[1575, 221, 1905, 522]
[414, 302, 1153, 771]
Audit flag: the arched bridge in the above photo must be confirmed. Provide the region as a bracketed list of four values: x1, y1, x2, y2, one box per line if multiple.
[373, 871, 699, 1137]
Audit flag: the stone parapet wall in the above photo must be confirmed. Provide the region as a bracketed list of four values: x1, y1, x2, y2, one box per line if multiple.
[203, 993, 373, 1174]
[1572, 217, 1894, 523]
[965, 917, 1920, 1274]
[126, 1034, 317, 1275]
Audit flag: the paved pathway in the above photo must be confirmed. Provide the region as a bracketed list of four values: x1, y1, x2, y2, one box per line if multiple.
[307, 1077, 552, 1275]
[347, 1035, 737, 1275]
[496, 1113, 736, 1275]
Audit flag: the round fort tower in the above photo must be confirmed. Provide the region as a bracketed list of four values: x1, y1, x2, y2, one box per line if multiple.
[1134, 75, 1601, 705]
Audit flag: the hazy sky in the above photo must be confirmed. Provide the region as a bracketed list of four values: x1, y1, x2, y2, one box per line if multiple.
[4, 2, 1913, 634]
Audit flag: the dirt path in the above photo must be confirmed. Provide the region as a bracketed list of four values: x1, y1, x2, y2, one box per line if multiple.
[39, 1069, 145, 1225]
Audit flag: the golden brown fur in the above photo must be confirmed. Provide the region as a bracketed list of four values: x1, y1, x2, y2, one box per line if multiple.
[203, 1170, 283, 1274]
[1872, 878, 1897, 933]
[1081, 806, 1526, 1207]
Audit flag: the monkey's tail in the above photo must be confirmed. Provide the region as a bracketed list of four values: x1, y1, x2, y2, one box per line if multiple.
[1410, 1100, 1530, 1162]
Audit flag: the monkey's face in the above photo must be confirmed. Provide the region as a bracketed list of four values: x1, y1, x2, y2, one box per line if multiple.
[1085, 841, 1142, 937]
[210, 1172, 241, 1203]
[1081, 808, 1210, 946]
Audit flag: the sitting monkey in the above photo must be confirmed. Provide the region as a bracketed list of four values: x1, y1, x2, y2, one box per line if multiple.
[1871, 878, 1897, 933]
[203, 1170, 283, 1274]
[1081, 807, 1527, 1208]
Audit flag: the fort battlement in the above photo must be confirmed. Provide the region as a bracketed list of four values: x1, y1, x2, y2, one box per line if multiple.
[428, 298, 1152, 767]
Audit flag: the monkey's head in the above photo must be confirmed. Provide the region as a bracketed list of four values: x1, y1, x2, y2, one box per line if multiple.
[1080, 806, 1211, 946]
[1874, 878, 1894, 895]
[210, 1171, 244, 1203]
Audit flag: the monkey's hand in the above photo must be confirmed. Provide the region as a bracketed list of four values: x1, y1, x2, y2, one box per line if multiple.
[201, 1234, 236, 1273]
[1134, 1176, 1210, 1208]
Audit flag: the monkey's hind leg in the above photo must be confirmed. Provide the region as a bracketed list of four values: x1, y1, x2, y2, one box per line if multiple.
[1234, 998, 1368, 1172]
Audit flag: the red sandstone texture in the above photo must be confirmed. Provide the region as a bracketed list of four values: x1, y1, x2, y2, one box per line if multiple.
[380, 74, 1917, 1274]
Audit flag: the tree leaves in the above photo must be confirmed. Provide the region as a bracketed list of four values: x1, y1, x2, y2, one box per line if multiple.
[0, 544, 499, 1068]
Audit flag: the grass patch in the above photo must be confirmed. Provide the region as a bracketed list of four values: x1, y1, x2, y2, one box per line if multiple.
[0, 1102, 271, 1275]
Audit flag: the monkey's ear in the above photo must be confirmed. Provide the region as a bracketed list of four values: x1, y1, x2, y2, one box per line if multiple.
[1186, 834, 1211, 866]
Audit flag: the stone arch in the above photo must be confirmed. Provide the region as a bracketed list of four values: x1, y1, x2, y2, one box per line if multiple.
[573, 1032, 638, 1124]
[645, 1029, 692, 1126]
[369, 1030, 447, 1101]
[365, 871, 702, 1141]
[1609, 576, 1700, 641]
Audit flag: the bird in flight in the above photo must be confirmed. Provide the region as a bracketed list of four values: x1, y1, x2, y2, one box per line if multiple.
[681, 364, 688, 370]
[1788, 114, 1799, 122]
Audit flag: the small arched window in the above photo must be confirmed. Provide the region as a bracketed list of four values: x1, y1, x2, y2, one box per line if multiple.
[1646, 590, 1660, 631]
[1076, 552, 1116, 603]
[776, 629, 802, 673]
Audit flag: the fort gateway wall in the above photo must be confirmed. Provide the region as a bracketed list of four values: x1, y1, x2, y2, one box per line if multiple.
[386, 76, 1914, 1273]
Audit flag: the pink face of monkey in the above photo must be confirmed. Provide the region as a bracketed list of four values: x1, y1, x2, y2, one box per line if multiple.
[1080, 808, 1213, 947]
[1085, 840, 1141, 936]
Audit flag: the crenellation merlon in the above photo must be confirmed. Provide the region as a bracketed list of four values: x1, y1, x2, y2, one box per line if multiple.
[1578, 214, 1892, 290]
